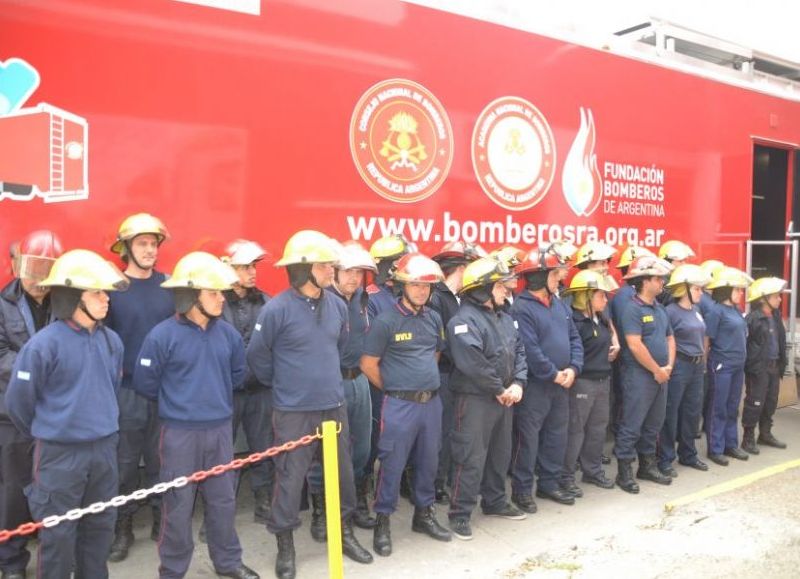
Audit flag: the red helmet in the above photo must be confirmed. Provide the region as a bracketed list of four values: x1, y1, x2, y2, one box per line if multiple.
[515, 248, 567, 275]
[16, 230, 64, 282]
[391, 253, 445, 284]
[432, 240, 487, 264]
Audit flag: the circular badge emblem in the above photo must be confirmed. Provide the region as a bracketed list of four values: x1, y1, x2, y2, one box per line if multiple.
[350, 79, 454, 203]
[471, 96, 556, 211]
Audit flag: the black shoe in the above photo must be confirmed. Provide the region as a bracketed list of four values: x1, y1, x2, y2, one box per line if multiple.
[411, 506, 451, 542]
[724, 447, 749, 461]
[659, 465, 678, 478]
[216, 564, 260, 579]
[342, 521, 373, 564]
[108, 514, 134, 563]
[481, 502, 527, 520]
[535, 488, 575, 505]
[581, 473, 615, 489]
[1, 570, 27, 579]
[310, 492, 326, 542]
[615, 459, 640, 494]
[353, 479, 376, 529]
[434, 483, 450, 505]
[707, 453, 729, 466]
[253, 486, 271, 524]
[679, 459, 709, 471]
[449, 517, 473, 541]
[275, 531, 295, 579]
[511, 493, 537, 514]
[560, 481, 584, 498]
[636, 455, 672, 486]
[150, 505, 162, 542]
[741, 427, 760, 455]
[373, 513, 392, 557]
[758, 431, 787, 449]
[601, 454, 611, 465]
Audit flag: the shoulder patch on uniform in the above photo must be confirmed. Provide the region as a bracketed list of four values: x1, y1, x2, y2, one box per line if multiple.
[140, 358, 152, 367]
[695, 312, 704, 323]
[16, 370, 30, 381]
[254, 323, 262, 331]
[513, 320, 519, 329]
[454, 324, 468, 335]
[366, 284, 380, 295]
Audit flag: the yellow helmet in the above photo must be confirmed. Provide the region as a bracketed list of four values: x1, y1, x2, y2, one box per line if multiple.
[460, 257, 511, 294]
[706, 266, 751, 290]
[575, 242, 617, 268]
[490, 246, 527, 270]
[666, 264, 711, 297]
[564, 270, 619, 294]
[369, 234, 413, 263]
[699, 259, 725, 280]
[39, 249, 129, 291]
[111, 213, 170, 254]
[658, 240, 695, 262]
[616, 245, 655, 269]
[746, 277, 787, 303]
[275, 230, 339, 267]
[161, 252, 239, 290]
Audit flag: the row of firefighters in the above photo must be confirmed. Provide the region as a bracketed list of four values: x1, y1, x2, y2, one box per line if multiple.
[0, 213, 791, 579]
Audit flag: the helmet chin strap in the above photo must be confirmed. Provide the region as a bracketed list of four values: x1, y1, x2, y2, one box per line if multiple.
[401, 285, 424, 313]
[196, 299, 221, 320]
[125, 240, 153, 272]
[685, 282, 695, 305]
[78, 300, 101, 323]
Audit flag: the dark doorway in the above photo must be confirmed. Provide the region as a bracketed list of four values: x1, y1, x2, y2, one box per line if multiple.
[751, 145, 788, 280]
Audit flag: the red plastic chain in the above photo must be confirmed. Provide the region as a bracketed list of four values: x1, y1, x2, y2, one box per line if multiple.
[0, 430, 323, 543]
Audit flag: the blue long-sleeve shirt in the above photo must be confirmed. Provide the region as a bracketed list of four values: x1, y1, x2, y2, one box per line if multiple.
[510, 291, 583, 385]
[5, 320, 123, 442]
[247, 288, 348, 412]
[106, 272, 175, 388]
[133, 316, 245, 429]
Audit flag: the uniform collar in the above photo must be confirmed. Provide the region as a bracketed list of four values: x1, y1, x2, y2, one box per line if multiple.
[395, 300, 424, 317]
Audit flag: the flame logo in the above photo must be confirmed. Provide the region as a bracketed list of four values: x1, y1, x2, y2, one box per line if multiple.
[562, 108, 603, 217]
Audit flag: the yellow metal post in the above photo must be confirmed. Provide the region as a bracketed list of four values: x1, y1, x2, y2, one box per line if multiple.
[322, 420, 344, 579]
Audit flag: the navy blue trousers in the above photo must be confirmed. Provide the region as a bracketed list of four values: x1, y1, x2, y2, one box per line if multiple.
[374, 394, 442, 514]
[511, 380, 569, 495]
[613, 364, 667, 460]
[157, 422, 242, 578]
[116, 388, 160, 516]
[233, 388, 274, 495]
[26, 434, 118, 579]
[705, 359, 745, 455]
[435, 371, 454, 487]
[0, 424, 33, 573]
[658, 357, 704, 468]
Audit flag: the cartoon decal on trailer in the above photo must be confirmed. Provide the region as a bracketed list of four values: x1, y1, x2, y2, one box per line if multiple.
[0, 57, 89, 203]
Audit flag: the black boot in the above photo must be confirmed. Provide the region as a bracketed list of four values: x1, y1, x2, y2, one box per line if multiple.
[342, 520, 373, 564]
[758, 428, 787, 449]
[108, 513, 134, 562]
[275, 531, 295, 579]
[216, 564, 260, 579]
[253, 486, 271, 524]
[310, 492, 326, 542]
[636, 454, 672, 485]
[150, 504, 162, 541]
[741, 426, 760, 455]
[616, 459, 640, 494]
[353, 479, 376, 529]
[434, 481, 450, 505]
[373, 513, 392, 556]
[411, 506, 451, 542]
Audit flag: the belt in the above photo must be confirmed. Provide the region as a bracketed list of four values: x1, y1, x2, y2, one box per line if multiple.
[341, 367, 362, 380]
[385, 390, 438, 403]
[677, 351, 704, 365]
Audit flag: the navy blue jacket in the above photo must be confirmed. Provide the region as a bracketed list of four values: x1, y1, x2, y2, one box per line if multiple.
[222, 287, 270, 390]
[247, 288, 348, 412]
[447, 299, 527, 398]
[133, 316, 246, 429]
[429, 282, 460, 374]
[5, 320, 123, 442]
[572, 309, 612, 380]
[329, 286, 369, 370]
[511, 291, 583, 385]
[106, 271, 175, 389]
[745, 309, 787, 375]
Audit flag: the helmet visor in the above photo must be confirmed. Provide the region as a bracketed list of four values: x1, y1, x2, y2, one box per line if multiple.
[18, 255, 57, 282]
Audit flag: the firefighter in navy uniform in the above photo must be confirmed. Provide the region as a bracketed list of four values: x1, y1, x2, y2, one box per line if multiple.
[613, 255, 675, 493]
[221, 240, 273, 523]
[429, 240, 486, 504]
[5, 250, 128, 579]
[105, 213, 175, 562]
[133, 252, 259, 579]
[742, 277, 789, 453]
[361, 253, 452, 556]
[489, 246, 526, 309]
[509, 248, 583, 513]
[247, 230, 372, 579]
[0, 231, 62, 579]
[656, 240, 696, 306]
[446, 257, 527, 541]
